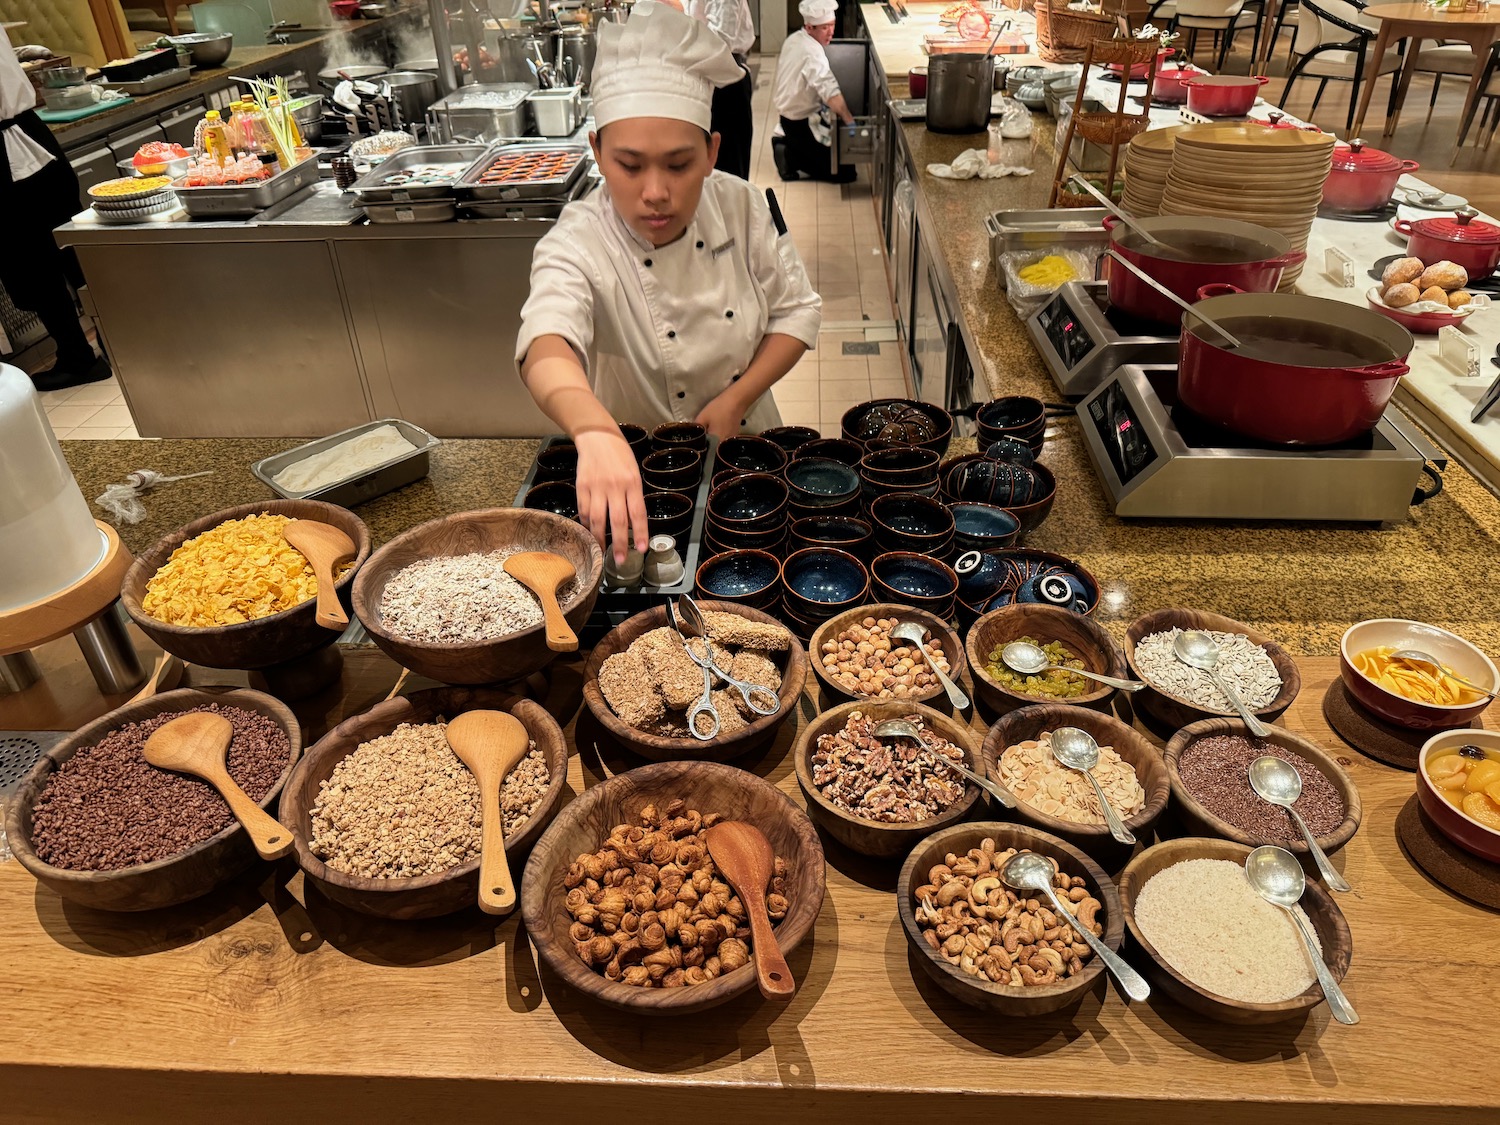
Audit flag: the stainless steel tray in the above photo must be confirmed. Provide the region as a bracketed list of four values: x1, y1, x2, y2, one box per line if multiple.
[985, 207, 1109, 255]
[458, 174, 591, 220]
[172, 157, 322, 218]
[349, 143, 489, 203]
[456, 142, 589, 202]
[251, 418, 440, 506]
[362, 199, 458, 223]
[99, 66, 192, 96]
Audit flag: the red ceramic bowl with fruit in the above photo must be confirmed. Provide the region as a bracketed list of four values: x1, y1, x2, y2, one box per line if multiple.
[1365, 286, 1475, 334]
[1340, 619, 1498, 730]
[1417, 730, 1500, 863]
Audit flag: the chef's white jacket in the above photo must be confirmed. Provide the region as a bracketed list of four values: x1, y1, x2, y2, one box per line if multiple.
[1, 29, 54, 182]
[772, 28, 842, 123]
[689, 0, 756, 58]
[516, 170, 821, 431]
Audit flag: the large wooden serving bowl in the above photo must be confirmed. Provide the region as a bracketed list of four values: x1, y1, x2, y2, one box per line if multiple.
[581, 601, 808, 762]
[793, 699, 985, 858]
[5, 688, 301, 912]
[897, 822, 1125, 1016]
[1163, 718, 1362, 858]
[520, 759, 826, 1014]
[120, 500, 371, 670]
[1118, 837, 1353, 1024]
[1125, 608, 1301, 731]
[965, 603, 1127, 717]
[352, 507, 604, 685]
[981, 703, 1170, 870]
[807, 603, 967, 708]
[279, 687, 569, 920]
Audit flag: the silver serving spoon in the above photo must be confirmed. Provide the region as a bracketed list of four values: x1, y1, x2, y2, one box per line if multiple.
[1000, 639, 1146, 692]
[1049, 727, 1135, 845]
[1247, 756, 1351, 893]
[872, 719, 1015, 809]
[1068, 173, 1167, 248]
[1171, 630, 1271, 737]
[1001, 852, 1150, 1001]
[1387, 648, 1498, 700]
[890, 621, 970, 711]
[1243, 846, 1358, 1025]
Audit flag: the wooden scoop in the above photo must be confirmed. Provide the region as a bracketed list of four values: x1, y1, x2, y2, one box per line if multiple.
[129, 652, 183, 703]
[141, 712, 294, 861]
[444, 709, 532, 915]
[283, 519, 356, 631]
[704, 821, 795, 1001]
[502, 551, 578, 652]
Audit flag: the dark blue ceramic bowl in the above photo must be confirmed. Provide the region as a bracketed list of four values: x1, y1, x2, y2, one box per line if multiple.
[717, 435, 789, 476]
[859, 445, 942, 488]
[619, 422, 650, 460]
[645, 489, 695, 538]
[780, 547, 870, 620]
[950, 503, 1022, 551]
[870, 493, 955, 539]
[651, 420, 708, 453]
[794, 438, 865, 467]
[696, 549, 782, 609]
[642, 447, 704, 493]
[761, 425, 821, 454]
[786, 457, 861, 506]
[534, 442, 578, 482]
[983, 437, 1037, 469]
[788, 515, 874, 560]
[523, 481, 579, 521]
[871, 551, 959, 617]
[707, 472, 789, 531]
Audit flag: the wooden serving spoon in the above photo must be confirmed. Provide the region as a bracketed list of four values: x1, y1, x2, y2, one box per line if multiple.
[502, 551, 578, 652]
[129, 652, 182, 703]
[283, 520, 356, 631]
[444, 709, 532, 915]
[142, 712, 294, 861]
[704, 820, 795, 1001]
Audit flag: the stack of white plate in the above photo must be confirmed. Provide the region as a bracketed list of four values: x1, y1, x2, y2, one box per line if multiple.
[87, 176, 178, 224]
[1158, 126, 1335, 288]
[1120, 125, 1190, 218]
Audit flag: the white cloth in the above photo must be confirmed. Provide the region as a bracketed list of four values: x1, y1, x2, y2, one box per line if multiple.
[592, 0, 744, 131]
[773, 28, 842, 122]
[799, 0, 837, 23]
[516, 172, 821, 430]
[689, 0, 756, 57]
[2, 29, 54, 182]
[927, 150, 1034, 179]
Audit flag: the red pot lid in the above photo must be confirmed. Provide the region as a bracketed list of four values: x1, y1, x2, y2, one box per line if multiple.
[1190, 74, 1261, 87]
[1409, 208, 1500, 246]
[1331, 139, 1405, 173]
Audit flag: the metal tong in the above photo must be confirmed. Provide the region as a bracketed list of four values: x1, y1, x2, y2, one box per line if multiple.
[668, 594, 781, 741]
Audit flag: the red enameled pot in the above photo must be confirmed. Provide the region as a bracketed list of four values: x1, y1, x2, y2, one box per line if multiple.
[1183, 75, 1269, 117]
[1103, 215, 1305, 326]
[1322, 139, 1420, 214]
[1178, 285, 1413, 446]
[1152, 63, 1205, 103]
[1393, 208, 1500, 282]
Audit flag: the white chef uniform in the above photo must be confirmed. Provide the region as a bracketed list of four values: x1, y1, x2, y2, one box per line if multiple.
[773, 2, 842, 126]
[1, 31, 55, 182]
[688, 0, 756, 58]
[515, 0, 821, 430]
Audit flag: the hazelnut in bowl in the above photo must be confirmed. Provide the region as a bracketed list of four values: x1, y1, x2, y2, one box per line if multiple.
[1340, 618, 1497, 730]
[1417, 730, 1500, 863]
[808, 604, 967, 708]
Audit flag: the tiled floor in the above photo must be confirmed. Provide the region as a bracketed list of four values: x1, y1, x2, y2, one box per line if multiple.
[36, 376, 140, 440]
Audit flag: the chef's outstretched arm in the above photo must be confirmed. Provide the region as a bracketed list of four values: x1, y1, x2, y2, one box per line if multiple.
[522, 335, 648, 565]
[827, 92, 854, 126]
[696, 333, 807, 439]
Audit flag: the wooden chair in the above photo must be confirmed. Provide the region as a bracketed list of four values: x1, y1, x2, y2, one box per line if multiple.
[1280, 0, 1401, 132]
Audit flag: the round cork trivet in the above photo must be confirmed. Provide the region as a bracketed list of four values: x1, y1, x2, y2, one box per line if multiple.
[1395, 795, 1500, 910]
[1320, 680, 1483, 770]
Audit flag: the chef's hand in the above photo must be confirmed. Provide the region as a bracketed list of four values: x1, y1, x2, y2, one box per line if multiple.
[575, 429, 648, 566]
[695, 391, 749, 442]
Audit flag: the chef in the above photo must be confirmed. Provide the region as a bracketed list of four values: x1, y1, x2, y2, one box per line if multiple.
[689, 0, 756, 179]
[516, 0, 821, 564]
[0, 30, 109, 391]
[772, 0, 856, 184]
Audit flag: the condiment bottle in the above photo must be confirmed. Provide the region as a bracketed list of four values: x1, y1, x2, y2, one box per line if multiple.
[201, 110, 235, 167]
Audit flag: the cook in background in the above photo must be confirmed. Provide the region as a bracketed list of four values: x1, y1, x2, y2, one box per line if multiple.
[0, 30, 111, 391]
[516, 0, 822, 565]
[772, 0, 856, 184]
[689, 0, 756, 179]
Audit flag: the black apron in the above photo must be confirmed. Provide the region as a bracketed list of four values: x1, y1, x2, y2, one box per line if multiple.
[0, 108, 85, 305]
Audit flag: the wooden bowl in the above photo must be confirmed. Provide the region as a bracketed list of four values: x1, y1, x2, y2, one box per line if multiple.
[581, 601, 808, 762]
[1125, 608, 1302, 730]
[793, 699, 985, 858]
[520, 760, 825, 1014]
[279, 687, 569, 920]
[1118, 837, 1353, 1024]
[1163, 718, 1362, 857]
[807, 604, 967, 707]
[120, 500, 372, 670]
[352, 507, 604, 686]
[966, 603, 1127, 716]
[5, 689, 301, 912]
[981, 704, 1170, 869]
[897, 822, 1125, 1015]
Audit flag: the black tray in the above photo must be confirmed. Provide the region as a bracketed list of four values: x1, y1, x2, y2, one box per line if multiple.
[99, 48, 176, 84]
[513, 434, 715, 636]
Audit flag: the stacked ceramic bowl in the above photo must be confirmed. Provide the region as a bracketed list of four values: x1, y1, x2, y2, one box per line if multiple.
[1121, 126, 1185, 218]
[869, 493, 955, 561]
[703, 472, 788, 557]
[1158, 125, 1336, 289]
[785, 457, 863, 520]
[975, 396, 1047, 456]
[858, 445, 943, 510]
[87, 175, 178, 224]
[841, 398, 953, 455]
[779, 547, 871, 637]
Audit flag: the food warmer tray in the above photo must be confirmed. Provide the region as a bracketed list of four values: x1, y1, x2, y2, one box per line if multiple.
[456, 142, 590, 202]
[348, 143, 489, 204]
[251, 418, 441, 507]
[513, 434, 716, 635]
[171, 157, 322, 218]
[361, 199, 457, 224]
[98, 66, 191, 96]
[459, 173, 592, 220]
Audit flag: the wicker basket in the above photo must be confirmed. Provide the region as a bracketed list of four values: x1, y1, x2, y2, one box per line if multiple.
[1034, 0, 1117, 63]
[1074, 110, 1151, 146]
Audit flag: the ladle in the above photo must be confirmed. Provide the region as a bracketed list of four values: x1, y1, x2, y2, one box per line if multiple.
[1171, 630, 1270, 736]
[890, 621, 969, 710]
[282, 519, 356, 631]
[141, 712, 294, 861]
[1000, 640, 1144, 692]
[1243, 846, 1358, 1024]
[503, 551, 579, 652]
[704, 821, 795, 1000]
[873, 719, 1016, 809]
[1106, 250, 1244, 350]
[1048, 727, 1135, 844]
[444, 709, 533, 915]
[1247, 756, 1351, 893]
[1068, 173, 1167, 248]
[1000, 852, 1150, 1001]
[1387, 648, 1498, 700]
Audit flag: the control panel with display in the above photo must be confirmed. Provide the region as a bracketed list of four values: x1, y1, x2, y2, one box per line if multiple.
[1087, 378, 1157, 485]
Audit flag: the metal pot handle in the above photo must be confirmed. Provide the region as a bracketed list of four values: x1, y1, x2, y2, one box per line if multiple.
[1195, 282, 1246, 300]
